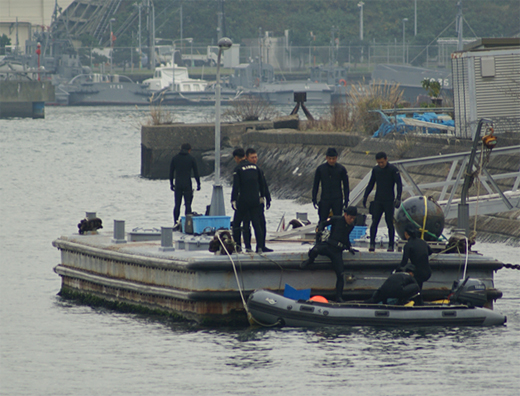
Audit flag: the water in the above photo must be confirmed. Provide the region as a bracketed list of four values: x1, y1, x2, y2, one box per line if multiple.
[1, 106, 519, 396]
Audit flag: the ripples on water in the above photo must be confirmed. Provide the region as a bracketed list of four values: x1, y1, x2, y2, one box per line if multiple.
[1, 106, 519, 395]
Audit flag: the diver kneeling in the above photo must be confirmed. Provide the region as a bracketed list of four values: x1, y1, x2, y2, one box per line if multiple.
[365, 264, 420, 305]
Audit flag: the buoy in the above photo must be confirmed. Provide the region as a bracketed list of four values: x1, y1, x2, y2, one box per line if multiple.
[339, 78, 347, 86]
[395, 196, 444, 241]
[310, 295, 328, 303]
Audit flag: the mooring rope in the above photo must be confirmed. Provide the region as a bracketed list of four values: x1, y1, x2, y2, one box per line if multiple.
[216, 234, 282, 327]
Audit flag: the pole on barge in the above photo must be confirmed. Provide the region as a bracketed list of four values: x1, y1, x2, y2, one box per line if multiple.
[209, 37, 233, 216]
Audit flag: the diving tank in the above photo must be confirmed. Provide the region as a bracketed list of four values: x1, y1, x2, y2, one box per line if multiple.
[394, 196, 444, 241]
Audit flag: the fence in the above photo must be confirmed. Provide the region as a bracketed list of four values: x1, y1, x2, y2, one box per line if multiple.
[75, 42, 461, 73]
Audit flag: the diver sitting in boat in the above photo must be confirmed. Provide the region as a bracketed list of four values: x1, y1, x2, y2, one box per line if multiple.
[365, 264, 420, 305]
[300, 206, 358, 302]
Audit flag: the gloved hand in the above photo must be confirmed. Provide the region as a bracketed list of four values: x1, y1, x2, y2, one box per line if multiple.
[170, 184, 175, 192]
[312, 200, 318, 210]
[266, 199, 271, 210]
[394, 198, 401, 208]
[231, 201, 237, 211]
[197, 184, 201, 191]
[349, 248, 358, 255]
[260, 197, 265, 205]
[362, 197, 367, 208]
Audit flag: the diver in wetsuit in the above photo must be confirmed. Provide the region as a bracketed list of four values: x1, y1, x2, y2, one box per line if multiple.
[300, 206, 358, 302]
[242, 148, 273, 253]
[396, 224, 433, 303]
[362, 151, 402, 252]
[312, 147, 350, 223]
[231, 148, 267, 253]
[365, 264, 420, 305]
[169, 143, 201, 225]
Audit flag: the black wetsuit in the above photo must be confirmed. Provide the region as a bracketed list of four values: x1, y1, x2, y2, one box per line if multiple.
[365, 272, 420, 304]
[243, 167, 270, 250]
[231, 160, 266, 250]
[312, 162, 349, 223]
[169, 149, 200, 223]
[397, 237, 433, 291]
[363, 162, 402, 248]
[306, 215, 354, 301]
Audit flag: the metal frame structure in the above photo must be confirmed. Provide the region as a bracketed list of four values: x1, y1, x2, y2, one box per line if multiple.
[349, 145, 520, 220]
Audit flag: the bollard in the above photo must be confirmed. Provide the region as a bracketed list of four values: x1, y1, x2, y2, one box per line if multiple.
[85, 212, 97, 220]
[159, 226, 175, 251]
[112, 220, 127, 244]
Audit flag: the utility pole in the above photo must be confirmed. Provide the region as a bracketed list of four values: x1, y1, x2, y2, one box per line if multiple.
[456, 1, 464, 51]
[402, 18, 408, 64]
[414, 0, 417, 36]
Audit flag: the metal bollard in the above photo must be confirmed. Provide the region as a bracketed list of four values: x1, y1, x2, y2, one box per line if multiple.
[112, 220, 127, 244]
[159, 226, 175, 251]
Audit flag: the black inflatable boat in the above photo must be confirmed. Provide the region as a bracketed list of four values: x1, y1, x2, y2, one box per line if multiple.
[247, 290, 507, 328]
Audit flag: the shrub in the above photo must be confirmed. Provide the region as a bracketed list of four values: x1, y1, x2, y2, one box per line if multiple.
[222, 95, 280, 122]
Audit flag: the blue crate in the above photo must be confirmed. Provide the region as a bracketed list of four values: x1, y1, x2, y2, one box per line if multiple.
[350, 226, 367, 242]
[181, 215, 231, 234]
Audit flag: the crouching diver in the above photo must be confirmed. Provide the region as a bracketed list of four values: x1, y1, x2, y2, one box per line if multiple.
[396, 224, 433, 304]
[301, 206, 358, 302]
[365, 264, 419, 305]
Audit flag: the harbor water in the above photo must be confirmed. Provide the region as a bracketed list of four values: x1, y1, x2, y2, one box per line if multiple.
[1, 106, 519, 395]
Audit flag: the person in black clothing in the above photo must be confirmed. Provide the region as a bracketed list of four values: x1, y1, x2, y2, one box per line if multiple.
[231, 148, 267, 253]
[364, 264, 420, 305]
[397, 224, 433, 298]
[362, 152, 403, 252]
[242, 148, 273, 253]
[301, 206, 358, 302]
[312, 147, 350, 223]
[169, 143, 201, 225]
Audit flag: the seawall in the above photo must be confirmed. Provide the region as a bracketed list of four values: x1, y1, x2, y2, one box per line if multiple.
[0, 81, 55, 118]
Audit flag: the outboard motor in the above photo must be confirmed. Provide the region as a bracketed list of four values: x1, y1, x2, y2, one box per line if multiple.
[449, 277, 488, 307]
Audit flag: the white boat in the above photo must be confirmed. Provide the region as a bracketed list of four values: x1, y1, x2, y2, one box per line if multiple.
[142, 62, 208, 93]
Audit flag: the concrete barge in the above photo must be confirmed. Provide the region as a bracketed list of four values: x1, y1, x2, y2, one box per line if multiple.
[53, 229, 504, 326]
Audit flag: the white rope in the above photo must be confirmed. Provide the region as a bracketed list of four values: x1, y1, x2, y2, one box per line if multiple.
[462, 236, 469, 280]
[216, 234, 249, 312]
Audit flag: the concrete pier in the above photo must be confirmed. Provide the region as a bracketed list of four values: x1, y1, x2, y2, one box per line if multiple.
[0, 81, 55, 118]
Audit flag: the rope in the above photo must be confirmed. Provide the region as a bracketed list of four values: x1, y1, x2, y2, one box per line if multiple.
[216, 234, 282, 327]
[503, 263, 520, 270]
[421, 195, 428, 240]
[462, 237, 469, 280]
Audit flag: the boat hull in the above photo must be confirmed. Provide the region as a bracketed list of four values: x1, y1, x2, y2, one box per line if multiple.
[247, 290, 506, 327]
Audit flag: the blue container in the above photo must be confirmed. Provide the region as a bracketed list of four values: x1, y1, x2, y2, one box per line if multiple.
[350, 226, 368, 242]
[181, 215, 231, 234]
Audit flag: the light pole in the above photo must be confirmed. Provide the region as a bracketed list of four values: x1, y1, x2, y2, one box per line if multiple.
[357, 2, 364, 41]
[109, 18, 116, 74]
[402, 18, 408, 64]
[209, 37, 232, 216]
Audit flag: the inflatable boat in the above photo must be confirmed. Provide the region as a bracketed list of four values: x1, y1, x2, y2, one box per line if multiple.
[247, 290, 507, 327]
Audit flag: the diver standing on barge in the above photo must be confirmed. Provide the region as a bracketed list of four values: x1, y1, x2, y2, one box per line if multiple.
[169, 143, 201, 227]
[231, 148, 267, 253]
[242, 148, 273, 253]
[362, 151, 402, 252]
[300, 206, 358, 302]
[312, 147, 350, 223]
